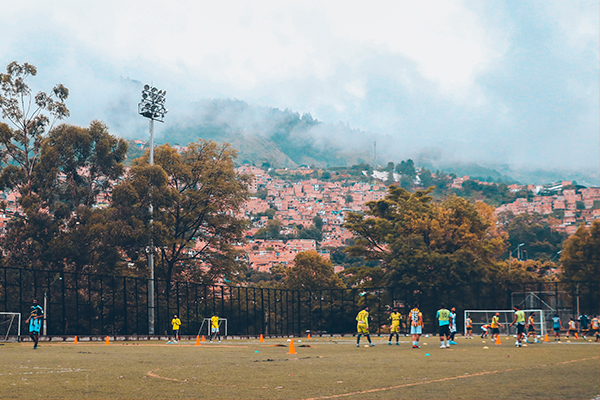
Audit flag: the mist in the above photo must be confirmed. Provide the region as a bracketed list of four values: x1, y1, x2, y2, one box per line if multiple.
[1, 0, 598, 181]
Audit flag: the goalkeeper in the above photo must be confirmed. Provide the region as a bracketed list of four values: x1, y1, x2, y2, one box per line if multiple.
[356, 306, 374, 347]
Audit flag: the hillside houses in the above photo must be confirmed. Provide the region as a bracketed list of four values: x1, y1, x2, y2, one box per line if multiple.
[495, 183, 600, 234]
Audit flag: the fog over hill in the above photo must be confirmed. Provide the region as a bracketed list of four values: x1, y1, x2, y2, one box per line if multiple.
[129, 98, 598, 186]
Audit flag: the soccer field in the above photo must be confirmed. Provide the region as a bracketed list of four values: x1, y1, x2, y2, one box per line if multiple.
[1, 337, 598, 399]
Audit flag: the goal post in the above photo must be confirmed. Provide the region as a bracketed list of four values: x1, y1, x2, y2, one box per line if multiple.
[464, 309, 545, 337]
[197, 318, 228, 338]
[0, 312, 21, 342]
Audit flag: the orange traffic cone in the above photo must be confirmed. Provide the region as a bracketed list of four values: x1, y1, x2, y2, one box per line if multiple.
[308, 333, 311, 339]
[259, 334, 264, 343]
[105, 336, 110, 345]
[201, 335, 205, 342]
[196, 335, 201, 346]
[544, 333, 549, 342]
[287, 339, 297, 355]
[74, 336, 78, 344]
[495, 335, 501, 345]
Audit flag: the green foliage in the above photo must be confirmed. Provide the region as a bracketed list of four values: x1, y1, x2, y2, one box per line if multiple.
[560, 221, 600, 282]
[0, 121, 128, 273]
[284, 251, 345, 290]
[110, 140, 250, 285]
[504, 213, 566, 261]
[254, 188, 268, 199]
[0, 62, 69, 196]
[343, 187, 507, 288]
[312, 215, 323, 231]
[254, 219, 282, 240]
[451, 180, 531, 207]
[395, 159, 415, 178]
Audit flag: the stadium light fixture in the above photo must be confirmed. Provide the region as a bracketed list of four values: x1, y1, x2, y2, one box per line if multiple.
[138, 84, 168, 335]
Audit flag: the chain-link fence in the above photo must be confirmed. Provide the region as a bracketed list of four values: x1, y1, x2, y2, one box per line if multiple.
[1, 266, 597, 337]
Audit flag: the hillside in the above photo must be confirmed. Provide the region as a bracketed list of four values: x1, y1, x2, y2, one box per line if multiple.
[127, 98, 598, 186]
[159, 99, 375, 168]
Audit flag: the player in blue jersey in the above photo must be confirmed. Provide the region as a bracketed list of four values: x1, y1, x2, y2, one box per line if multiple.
[25, 299, 44, 349]
[552, 315, 562, 341]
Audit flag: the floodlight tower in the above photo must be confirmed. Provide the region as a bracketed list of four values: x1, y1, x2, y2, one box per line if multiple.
[138, 84, 168, 335]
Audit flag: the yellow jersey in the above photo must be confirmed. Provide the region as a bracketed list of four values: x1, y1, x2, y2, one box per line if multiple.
[466, 318, 472, 328]
[356, 310, 369, 326]
[592, 318, 599, 329]
[515, 310, 525, 323]
[410, 308, 422, 327]
[491, 316, 499, 328]
[528, 315, 534, 326]
[389, 312, 402, 326]
[569, 320, 576, 329]
[211, 316, 219, 329]
[171, 318, 181, 330]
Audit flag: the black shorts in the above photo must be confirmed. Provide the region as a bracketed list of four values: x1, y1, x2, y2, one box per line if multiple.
[553, 327, 560, 332]
[516, 323, 525, 334]
[491, 328, 499, 335]
[527, 326, 535, 333]
[466, 327, 472, 332]
[439, 325, 450, 337]
[568, 329, 576, 335]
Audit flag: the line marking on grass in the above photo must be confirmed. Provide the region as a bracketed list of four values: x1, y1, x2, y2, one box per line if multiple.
[0, 368, 88, 376]
[304, 356, 600, 400]
[147, 367, 268, 389]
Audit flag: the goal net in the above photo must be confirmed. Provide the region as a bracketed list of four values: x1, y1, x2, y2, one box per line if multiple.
[197, 318, 228, 338]
[464, 309, 544, 337]
[0, 312, 21, 342]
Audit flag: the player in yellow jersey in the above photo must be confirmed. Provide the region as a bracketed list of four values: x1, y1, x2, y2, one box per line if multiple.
[490, 312, 502, 343]
[509, 305, 526, 347]
[436, 304, 451, 348]
[465, 315, 473, 339]
[388, 307, 403, 346]
[210, 313, 221, 342]
[591, 315, 599, 342]
[409, 304, 423, 349]
[356, 306, 374, 347]
[171, 314, 181, 343]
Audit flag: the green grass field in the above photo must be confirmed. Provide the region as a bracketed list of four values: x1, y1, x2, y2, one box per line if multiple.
[1, 336, 598, 399]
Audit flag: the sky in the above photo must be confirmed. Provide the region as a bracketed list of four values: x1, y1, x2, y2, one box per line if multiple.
[1, 0, 598, 172]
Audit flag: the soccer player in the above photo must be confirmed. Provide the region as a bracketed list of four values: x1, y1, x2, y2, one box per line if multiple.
[465, 315, 473, 339]
[552, 315, 562, 341]
[356, 306, 374, 347]
[436, 304, 451, 348]
[509, 305, 526, 347]
[171, 314, 181, 342]
[409, 304, 423, 348]
[210, 313, 221, 342]
[388, 307, 402, 346]
[481, 323, 489, 339]
[578, 314, 589, 339]
[526, 312, 540, 343]
[590, 315, 599, 342]
[25, 299, 43, 349]
[566, 317, 577, 339]
[490, 312, 502, 343]
[448, 307, 458, 345]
